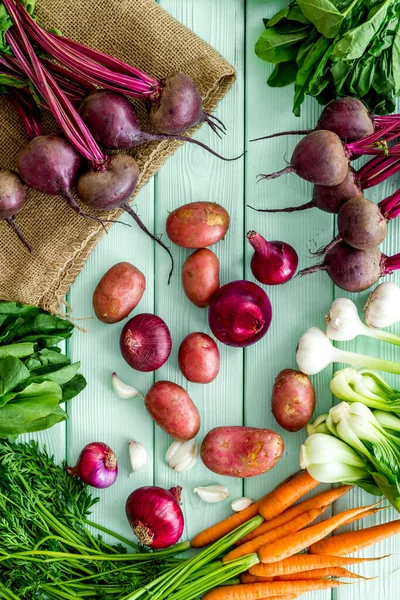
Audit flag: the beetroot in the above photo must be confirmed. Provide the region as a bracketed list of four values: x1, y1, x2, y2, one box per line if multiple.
[79, 89, 236, 160]
[0, 169, 31, 251]
[259, 130, 349, 186]
[299, 241, 400, 292]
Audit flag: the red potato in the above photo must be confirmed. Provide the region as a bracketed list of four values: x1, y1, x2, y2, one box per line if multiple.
[93, 262, 146, 324]
[178, 332, 220, 383]
[271, 369, 316, 432]
[200, 426, 284, 478]
[166, 201, 230, 248]
[144, 381, 200, 441]
[182, 249, 220, 307]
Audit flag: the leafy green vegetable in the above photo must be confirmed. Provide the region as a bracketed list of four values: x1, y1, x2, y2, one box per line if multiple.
[268, 60, 299, 87]
[297, 0, 345, 38]
[255, 28, 309, 63]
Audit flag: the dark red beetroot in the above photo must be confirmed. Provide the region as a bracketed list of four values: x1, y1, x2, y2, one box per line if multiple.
[259, 130, 349, 186]
[299, 241, 400, 292]
[79, 89, 237, 160]
[0, 169, 31, 252]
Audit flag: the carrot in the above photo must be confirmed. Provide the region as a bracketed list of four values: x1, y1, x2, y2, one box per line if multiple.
[338, 506, 386, 528]
[274, 566, 370, 580]
[258, 502, 378, 563]
[259, 471, 319, 521]
[202, 579, 344, 599]
[241, 574, 274, 584]
[250, 554, 388, 577]
[223, 506, 329, 563]
[237, 485, 351, 545]
[191, 470, 314, 548]
[250, 553, 387, 577]
[310, 519, 400, 556]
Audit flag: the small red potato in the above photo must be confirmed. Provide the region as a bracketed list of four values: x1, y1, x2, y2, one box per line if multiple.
[166, 201, 230, 248]
[200, 426, 284, 478]
[93, 262, 145, 324]
[144, 381, 200, 441]
[178, 332, 220, 383]
[182, 249, 220, 307]
[271, 369, 316, 432]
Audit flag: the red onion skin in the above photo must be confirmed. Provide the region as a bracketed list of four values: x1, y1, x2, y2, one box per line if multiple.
[125, 486, 184, 549]
[208, 280, 272, 347]
[247, 231, 298, 285]
[66, 442, 118, 489]
[120, 313, 172, 372]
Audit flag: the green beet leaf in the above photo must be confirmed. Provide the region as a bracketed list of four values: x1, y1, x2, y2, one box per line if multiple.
[0, 355, 30, 396]
[297, 0, 345, 38]
[17, 406, 68, 434]
[60, 374, 87, 402]
[268, 60, 299, 87]
[255, 28, 309, 64]
[0, 342, 36, 358]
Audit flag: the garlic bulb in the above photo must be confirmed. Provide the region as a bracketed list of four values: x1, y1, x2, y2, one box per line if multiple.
[112, 372, 143, 399]
[166, 439, 198, 473]
[194, 485, 229, 503]
[231, 497, 254, 512]
[129, 440, 147, 473]
[365, 282, 400, 329]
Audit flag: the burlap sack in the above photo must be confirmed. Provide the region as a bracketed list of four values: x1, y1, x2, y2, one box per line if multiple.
[0, 0, 235, 312]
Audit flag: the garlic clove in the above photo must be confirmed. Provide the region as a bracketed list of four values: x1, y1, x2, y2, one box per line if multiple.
[112, 372, 143, 399]
[166, 439, 198, 473]
[230, 497, 254, 512]
[129, 440, 147, 473]
[193, 485, 229, 503]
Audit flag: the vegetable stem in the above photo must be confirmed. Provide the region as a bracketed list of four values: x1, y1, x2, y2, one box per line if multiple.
[333, 347, 400, 374]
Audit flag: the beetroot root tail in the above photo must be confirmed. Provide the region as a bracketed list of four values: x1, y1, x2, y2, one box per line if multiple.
[154, 133, 244, 161]
[122, 202, 174, 284]
[250, 129, 312, 142]
[311, 236, 341, 257]
[298, 263, 328, 277]
[204, 112, 227, 138]
[248, 200, 315, 213]
[6, 217, 32, 252]
[257, 165, 295, 181]
[63, 193, 126, 232]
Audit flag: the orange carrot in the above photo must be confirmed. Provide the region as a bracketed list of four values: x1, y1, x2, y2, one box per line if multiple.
[237, 486, 351, 545]
[250, 553, 387, 577]
[258, 502, 378, 563]
[259, 471, 319, 521]
[202, 579, 344, 599]
[274, 566, 370, 580]
[310, 519, 400, 556]
[338, 506, 386, 528]
[241, 574, 274, 584]
[191, 470, 315, 548]
[191, 498, 265, 548]
[223, 506, 329, 563]
[250, 554, 388, 577]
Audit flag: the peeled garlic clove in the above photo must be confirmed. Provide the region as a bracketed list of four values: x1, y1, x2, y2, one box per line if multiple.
[112, 372, 143, 399]
[166, 439, 198, 473]
[194, 485, 229, 503]
[231, 497, 254, 512]
[129, 440, 147, 473]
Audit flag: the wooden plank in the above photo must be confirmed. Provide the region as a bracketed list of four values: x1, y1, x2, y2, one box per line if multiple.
[244, 4, 334, 600]
[153, 0, 245, 543]
[66, 182, 156, 541]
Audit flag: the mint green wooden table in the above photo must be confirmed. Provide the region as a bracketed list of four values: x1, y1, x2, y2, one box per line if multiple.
[28, 1, 400, 598]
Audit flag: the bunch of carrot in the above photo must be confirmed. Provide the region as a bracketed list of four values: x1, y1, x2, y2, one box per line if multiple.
[190, 471, 400, 600]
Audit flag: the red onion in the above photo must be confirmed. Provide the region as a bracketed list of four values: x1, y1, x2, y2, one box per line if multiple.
[247, 231, 298, 285]
[208, 280, 272, 347]
[66, 442, 118, 489]
[120, 313, 172, 372]
[125, 486, 184, 549]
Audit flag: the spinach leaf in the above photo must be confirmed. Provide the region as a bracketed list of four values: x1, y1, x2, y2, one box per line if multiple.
[0, 355, 29, 396]
[0, 301, 40, 317]
[0, 342, 36, 358]
[30, 362, 81, 387]
[297, 0, 345, 38]
[60, 374, 87, 402]
[333, 0, 393, 60]
[24, 348, 70, 373]
[255, 28, 309, 63]
[287, 6, 312, 23]
[18, 406, 68, 434]
[293, 36, 333, 115]
[268, 60, 299, 87]
[265, 7, 290, 28]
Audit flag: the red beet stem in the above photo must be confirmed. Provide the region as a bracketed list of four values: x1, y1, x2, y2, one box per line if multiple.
[7, 87, 43, 139]
[347, 120, 400, 157]
[379, 189, 400, 221]
[383, 252, 400, 274]
[357, 153, 400, 189]
[248, 200, 315, 213]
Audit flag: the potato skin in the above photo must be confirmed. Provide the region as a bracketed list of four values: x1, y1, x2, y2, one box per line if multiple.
[178, 332, 220, 383]
[271, 369, 316, 432]
[182, 249, 220, 308]
[200, 426, 284, 478]
[93, 262, 146, 324]
[166, 201, 230, 248]
[144, 381, 200, 441]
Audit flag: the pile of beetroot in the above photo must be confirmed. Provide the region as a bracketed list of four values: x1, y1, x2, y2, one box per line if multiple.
[251, 97, 400, 293]
[0, 0, 237, 281]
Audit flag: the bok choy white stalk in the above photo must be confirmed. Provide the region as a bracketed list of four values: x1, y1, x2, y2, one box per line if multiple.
[296, 327, 400, 376]
[326, 298, 400, 345]
[330, 368, 400, 416]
